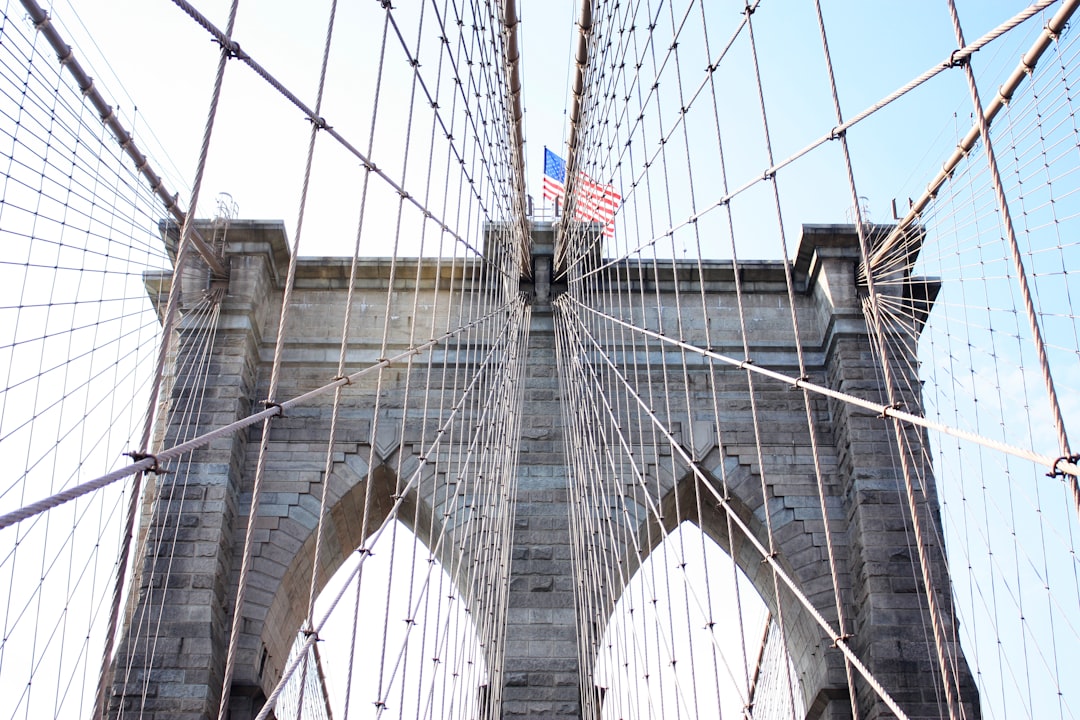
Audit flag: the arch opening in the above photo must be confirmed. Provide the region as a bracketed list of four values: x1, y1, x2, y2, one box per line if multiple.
[276, 517, 489, 719]
[594, 521, 804, 720]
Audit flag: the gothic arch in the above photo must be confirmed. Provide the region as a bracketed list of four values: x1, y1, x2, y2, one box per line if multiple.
[253, 454, 457, 698]
[610, 457, 849, 717]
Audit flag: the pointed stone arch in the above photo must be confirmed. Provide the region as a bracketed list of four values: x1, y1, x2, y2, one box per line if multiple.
[605, 457, 845, 717]
[251, 446, 482, 700]
[593, 517, 802, 720]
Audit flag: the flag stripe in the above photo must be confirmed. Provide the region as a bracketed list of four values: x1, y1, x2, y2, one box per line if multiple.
[542, 148, 619, 235]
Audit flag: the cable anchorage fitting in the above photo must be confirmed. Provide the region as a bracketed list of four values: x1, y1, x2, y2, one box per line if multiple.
[879, 401, 903, 418]
[948, 48, 969, 68]
[124, 451, 168, 475]
[1046, 454, 1080, 478]
[262, 400, 286, 418]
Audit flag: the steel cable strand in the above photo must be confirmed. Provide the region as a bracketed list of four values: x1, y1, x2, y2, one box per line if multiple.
[251, 298, 526, 719]
[107, 301, 223, 720]
[371, 3, 433, 701]
[556, 294, 916, 719]
[693, 1, 766, 707]
[18, 0, 224, 274]
[756, 0, 867, 713]
[633, 9, 706, 706]
[657, 4, 750, 711]
[338, 12, 396, 714]
[573, 1, 1064, 283]
[270, 2, 342, 717]
[219, 0, 380, 703]
[823, 85, 963, 720]
[840, 0, 1061, 714]
[135, 302, 225, 717]
[296, 290, 522, 715]
[93, 0, 242, 710]
[869, 0, 1080, 274]
[567, 298, 1080, 483]
[0, 301, 515, 533]
[366, 304, 528, 716]
[106, 297, 222, 718]
[557, 294, 766, 718]
[384, 12, 458, 711]
[166, 0, 509, 280]
[555, 301, 761, 712]
[944, 0, 1079, 524]
[405, 12, 462, 711]
[553, 311, 681, 720]
[560, 0, 759, 279]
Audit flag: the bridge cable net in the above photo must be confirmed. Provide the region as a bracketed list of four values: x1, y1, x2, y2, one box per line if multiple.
[555, 1, 1080, 719]
[0, 0, 1079, 719]
[0, 2, 181, 717]
[0, 0, 527, 717]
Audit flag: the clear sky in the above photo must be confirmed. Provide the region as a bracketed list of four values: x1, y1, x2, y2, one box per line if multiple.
[43, 0, 1048, 258]
[18, 2, 1077, 718]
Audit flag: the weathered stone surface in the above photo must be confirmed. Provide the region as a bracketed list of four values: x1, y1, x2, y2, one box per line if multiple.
[111, 222, 978, 720]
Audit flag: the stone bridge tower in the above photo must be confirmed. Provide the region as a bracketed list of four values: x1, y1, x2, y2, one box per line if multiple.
[108, 220, 979, 720]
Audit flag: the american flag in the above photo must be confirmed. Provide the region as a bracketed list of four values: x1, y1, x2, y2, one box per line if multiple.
[542, 147, 566, 203]
[542, 147, 620, 237]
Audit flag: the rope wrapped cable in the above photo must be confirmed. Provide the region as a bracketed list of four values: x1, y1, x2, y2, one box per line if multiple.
[555, 302, 757, 711]
[814, 2, 971, 713]
[567, 298, 1080, 479]
[369, 305, 528, 713]
[19, 0, 226, 277]
[168, 0, 510, 281]
[568, 0, 1061, 282]
[0, 305, 513, 533]
[869, 0, 1080, 271]
[945, 0, 1074, 479]
[251, 298, 527, 720]
[557, 296, 913, 720]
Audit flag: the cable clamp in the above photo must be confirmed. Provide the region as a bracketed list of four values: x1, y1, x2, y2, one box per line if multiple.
[215, 38, 246, 60]
[831, 632, 853, 648]
[759, 551, 777, 564]
[262, 400, 285, 417]
[124, 451, 168, 475]
[332, 374, 352, 386]
[948, 49, 969, 68]
[829, 126, 846, 141]
[1046, 454, 1080, 478]
[879, 402, 903, 418]
[791, 375, 809, 390]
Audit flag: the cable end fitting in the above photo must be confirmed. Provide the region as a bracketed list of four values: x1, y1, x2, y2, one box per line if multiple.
[124, 451, 168, 475]
[1047, 454, 1080, 478]
[262, 400, 286, 417]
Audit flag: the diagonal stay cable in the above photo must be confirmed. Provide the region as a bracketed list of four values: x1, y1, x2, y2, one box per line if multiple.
[251, 296, 527, 720]
[571, 0, 1062, 280]
[19, 0, 225, 276]
[0, 299, 517, 533]
[563, 295, 1080, 480]
[167, 0, 510, 280]
[555, 294, 914, 720]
